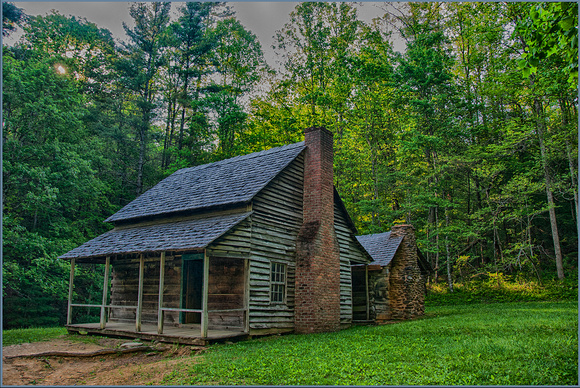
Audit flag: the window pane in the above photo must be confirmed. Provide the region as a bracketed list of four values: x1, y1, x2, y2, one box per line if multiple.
[270, 262, 286, 303]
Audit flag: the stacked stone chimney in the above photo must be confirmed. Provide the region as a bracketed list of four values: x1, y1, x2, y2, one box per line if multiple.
[388, 224, 425, 320]
[295, 127, 341, 333]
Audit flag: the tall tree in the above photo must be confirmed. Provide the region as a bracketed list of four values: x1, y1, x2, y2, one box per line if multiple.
[274, 2, 334, 126]
[119, 2, 171, 195]
[508, 3, 571, 279]
[168, 2, 218, 160]
[209, 17, 267, 158]
[2, 2, 25, 36]
[392, 3, 460, 285]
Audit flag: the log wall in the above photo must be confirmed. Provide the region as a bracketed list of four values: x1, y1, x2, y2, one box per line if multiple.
[207, 257, 245, 330]
[207, 216, 252, 259]
[333, 203, 354, 324]
[246, 153, 304, 332]
[110, 254, 181, 324]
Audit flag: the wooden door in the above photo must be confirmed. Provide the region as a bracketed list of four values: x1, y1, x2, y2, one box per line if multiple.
[182, 259, 203, 324]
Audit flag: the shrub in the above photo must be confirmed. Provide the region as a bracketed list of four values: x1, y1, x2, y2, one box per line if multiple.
[426, 272, 578, 306]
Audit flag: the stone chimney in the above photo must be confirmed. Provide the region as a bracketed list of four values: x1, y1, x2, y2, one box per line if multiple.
[389, 224, 415, 240]
[388, 224, 425, 319]
[295, 127, 341, 333]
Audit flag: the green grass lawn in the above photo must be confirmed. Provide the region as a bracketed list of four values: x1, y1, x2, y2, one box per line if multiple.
[162, 301, 578, 386]
[2, 326, 68, 347]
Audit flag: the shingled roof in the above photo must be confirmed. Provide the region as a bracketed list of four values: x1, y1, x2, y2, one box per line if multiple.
[356, 232, 404, 266]
[60, 211, 251, 260]
[106, 142, 306, 223]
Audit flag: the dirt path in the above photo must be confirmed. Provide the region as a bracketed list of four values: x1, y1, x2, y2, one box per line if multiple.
[2, 337, 204, 386]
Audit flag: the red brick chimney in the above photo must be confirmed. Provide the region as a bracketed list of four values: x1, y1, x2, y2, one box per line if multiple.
[295, 127, 341, 333]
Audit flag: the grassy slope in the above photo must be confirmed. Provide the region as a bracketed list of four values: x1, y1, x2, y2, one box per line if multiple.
[162, 301, 578, 386]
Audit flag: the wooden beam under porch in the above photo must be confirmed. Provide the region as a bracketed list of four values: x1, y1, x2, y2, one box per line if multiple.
[65, 321, 247, 346]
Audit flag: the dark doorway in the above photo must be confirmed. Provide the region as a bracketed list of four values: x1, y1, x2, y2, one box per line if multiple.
[182, 258, 203, 324]
[351, 265, 369, 321]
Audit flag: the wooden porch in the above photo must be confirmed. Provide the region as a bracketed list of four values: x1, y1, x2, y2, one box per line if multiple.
[67, 251, 250, 345]
[66, 321, 247, 346]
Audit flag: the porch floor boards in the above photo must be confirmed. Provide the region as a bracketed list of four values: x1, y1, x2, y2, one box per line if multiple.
[66, 321, 247, 345]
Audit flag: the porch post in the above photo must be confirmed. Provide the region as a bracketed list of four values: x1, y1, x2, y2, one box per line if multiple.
[67, 259, 75, 325]
[365, 264, 370, 321]
[100, 256, 110, 329]
[244, 258, 250, 333]
[157, 251, 166, 334]
[136, 254, 144, 332]
[201, 251, 209, 338]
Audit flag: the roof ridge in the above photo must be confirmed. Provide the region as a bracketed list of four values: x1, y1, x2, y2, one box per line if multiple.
[357, 231, 392, 238]
[174, 141, 305, 175]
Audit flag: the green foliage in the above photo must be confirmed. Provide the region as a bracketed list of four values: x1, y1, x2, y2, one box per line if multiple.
[119, 2, 172, 195]
[517, 1, 578, 85]
[208, 17, 267, 159]
[2, 327, 68, 347]
[2, 298, 66, 329]
[426, 273, 578, 306]
[3, 22, 114, 329]
[162, 302, 577, 385]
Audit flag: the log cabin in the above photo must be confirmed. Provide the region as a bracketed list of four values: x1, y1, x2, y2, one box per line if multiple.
[60, 127, 373, 344]
[354, 226, 433, 323]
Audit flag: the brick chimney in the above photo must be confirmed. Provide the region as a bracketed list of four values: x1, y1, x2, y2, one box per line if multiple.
[295, 126, 341, 333]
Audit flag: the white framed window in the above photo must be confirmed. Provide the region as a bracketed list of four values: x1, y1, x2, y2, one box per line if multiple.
[270, 262, 287, 304]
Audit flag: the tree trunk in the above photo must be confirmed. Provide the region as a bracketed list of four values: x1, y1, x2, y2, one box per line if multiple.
[466, 169, 471, 224]
[492, 217, 498, 273]
[564, 138, 578, 219]
[136, 124, 146, 195]
[434, 206, 440, 283]
[177, 64, 192, 151]
[162, 96, 176, 169]
[515, 13, 566, 279]
[534, 97, 564, 279]
[445, 207, 453, 292]
[557, 97, 578, 219]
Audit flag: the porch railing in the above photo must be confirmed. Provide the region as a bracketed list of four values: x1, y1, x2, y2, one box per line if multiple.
[67, 303, 137, 329]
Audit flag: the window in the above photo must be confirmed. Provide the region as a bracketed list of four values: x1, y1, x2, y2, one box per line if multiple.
[270, 262, 286, 304]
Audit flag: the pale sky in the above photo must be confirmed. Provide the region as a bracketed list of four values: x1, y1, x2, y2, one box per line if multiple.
[6, 2, 403, 67]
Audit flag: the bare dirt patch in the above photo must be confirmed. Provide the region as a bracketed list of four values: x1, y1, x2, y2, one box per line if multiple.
[2, 337, 204, 386]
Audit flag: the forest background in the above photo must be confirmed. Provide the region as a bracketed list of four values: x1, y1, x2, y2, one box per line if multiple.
[2, 1, 578, 328]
